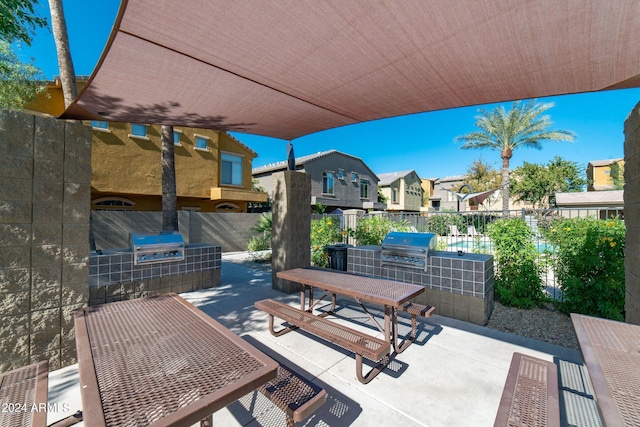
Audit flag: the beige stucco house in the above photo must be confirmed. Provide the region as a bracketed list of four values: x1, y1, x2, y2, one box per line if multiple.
[377, 170, 424, 212]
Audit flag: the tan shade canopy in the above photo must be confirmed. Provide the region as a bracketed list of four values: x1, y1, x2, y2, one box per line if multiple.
[61, 0, 640, 140]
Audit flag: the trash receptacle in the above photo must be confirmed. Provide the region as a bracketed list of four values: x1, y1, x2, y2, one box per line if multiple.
[326, 244, 353, 271]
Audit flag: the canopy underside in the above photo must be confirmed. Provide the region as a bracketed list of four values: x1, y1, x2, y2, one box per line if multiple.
[61, 0, 640, 140]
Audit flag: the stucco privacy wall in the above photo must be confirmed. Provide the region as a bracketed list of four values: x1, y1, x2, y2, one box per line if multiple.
[0, 111, 91, 372]
[91, 211, 263, 252]
[624, 102, 640, 325]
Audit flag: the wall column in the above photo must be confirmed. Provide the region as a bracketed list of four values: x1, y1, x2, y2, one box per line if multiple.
[624, 102, 640, 324]
[271, 171, 311, 293]
[0, 110, 91, 372]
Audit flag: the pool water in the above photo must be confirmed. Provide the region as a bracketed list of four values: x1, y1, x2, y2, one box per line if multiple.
[447, 239, 554, 253]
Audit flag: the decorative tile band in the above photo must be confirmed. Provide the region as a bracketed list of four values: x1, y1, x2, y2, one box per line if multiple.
[89, 244, 221, 288]
[347, 246, 493, 298]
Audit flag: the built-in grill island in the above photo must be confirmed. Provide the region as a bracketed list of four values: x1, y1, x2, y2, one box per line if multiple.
[89, 233, 221, 306]
[380, 232, 437, 271]
[130, 231, 185, 265]
[348, 232, 494, 325]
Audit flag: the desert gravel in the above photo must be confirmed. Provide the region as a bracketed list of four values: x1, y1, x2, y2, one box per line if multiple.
[486, 301, 579, 350]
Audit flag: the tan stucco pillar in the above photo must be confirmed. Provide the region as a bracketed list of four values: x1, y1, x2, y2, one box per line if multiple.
[271, 171, 311, 293]
[624, 102, 640, 324]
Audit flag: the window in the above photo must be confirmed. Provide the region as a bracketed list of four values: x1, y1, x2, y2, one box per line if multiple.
[323, 171, 335, 194]
[337, 169, 345, 180]
[173, 130, 181, 145]
[90, 120, 108, 130]
[195, 135, 208, 151]
[604, 170, 611, 175]
[221, 153, 243, 186]
[216, 202, 239, 211]
[360, 179, 370, 198]
[92, 197, 134, 211]
[130, 123, 147, 138]
[351, 172, 359, 182]
[392, 187, 399, 203]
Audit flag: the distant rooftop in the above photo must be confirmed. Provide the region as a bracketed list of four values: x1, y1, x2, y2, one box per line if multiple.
[555, 190, 624, 206]
[252, 149, 377, 178]
[437, 174, 468, 183]
[377, 170, 416, 186]
[588, 158, 624, 167]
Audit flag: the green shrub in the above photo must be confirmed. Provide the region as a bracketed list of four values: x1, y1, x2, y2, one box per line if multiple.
[348, 215, 411, 246]
[426, 213, 467, 236]
[252, 213, 272, 239]
[487, 218, 545, 308]
[247, 235, 270, 252]
[542, 217, 625, 320]
[311, 217, 343, 267]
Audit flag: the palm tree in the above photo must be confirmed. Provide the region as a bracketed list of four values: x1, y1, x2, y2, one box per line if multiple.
[161, 125, 178, 231]
[454, 100, 575, 213]
[48, 0, 76, 108]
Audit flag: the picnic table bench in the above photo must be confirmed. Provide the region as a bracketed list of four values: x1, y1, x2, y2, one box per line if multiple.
[494, 352, 560, 427]
[256, 299, 391, 384]
[259, 359, 327, 427]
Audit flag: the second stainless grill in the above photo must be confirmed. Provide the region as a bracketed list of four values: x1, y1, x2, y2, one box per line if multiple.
[130, 231, 185, 265]
[380, 232, 437, 271]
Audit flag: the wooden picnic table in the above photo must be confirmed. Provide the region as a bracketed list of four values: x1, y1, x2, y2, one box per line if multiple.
[74, 293, 278, 427]
[276, 268, 426, 353]
[571, 313, 640, 426]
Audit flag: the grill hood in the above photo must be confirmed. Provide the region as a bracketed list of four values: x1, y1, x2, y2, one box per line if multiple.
[381, 232, 437, 251]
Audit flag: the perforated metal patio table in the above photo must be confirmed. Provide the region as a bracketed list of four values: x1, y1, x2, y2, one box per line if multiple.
[74, 293, 278, 427]
[571, 313, 640, 426]
[276, 268, 426, 353]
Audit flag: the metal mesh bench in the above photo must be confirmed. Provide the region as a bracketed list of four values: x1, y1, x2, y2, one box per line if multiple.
[255, 299, 391, 384]
[395, 302, 435, 352]
[0, 361, 49, 427]
[494, 352, 560, 427]
[259, 361, 327, 427]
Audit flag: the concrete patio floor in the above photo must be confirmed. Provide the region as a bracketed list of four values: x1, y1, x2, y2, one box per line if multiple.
[46, 253, 601, 427]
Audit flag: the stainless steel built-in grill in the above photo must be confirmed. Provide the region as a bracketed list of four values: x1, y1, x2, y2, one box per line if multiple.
[130, 231, 185, 265]
[380, 232, 437, 271]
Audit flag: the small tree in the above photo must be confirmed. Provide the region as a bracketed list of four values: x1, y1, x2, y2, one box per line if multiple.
[610, 161, 625, 190]
[510, 156, 585, 208]
[0, 0, 47, 45]
[465, 159, 502, 192]
[0, 40, 46, 109]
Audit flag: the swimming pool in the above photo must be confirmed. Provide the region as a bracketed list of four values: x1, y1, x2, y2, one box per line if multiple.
[447, 239, 554, 253]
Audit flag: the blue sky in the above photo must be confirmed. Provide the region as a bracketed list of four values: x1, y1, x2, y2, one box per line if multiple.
[17, 0, 640, 179]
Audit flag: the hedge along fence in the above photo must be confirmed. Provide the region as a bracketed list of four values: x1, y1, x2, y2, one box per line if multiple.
[485, 218, 545, 309]
[306, 210, 625, 318]
[540, 217, 626, 320]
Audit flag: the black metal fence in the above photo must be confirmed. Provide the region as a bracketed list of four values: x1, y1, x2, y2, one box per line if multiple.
[313, 207, 624, 300]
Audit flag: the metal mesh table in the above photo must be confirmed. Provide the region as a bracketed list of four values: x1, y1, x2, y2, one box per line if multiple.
[75, 293, 278, 427]
[277, 268, 425, 308]
[0, 361, 48, 427]
[276, 268, 425, 353]
[571, 313, 640, 427]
